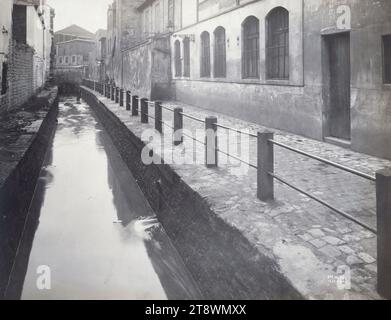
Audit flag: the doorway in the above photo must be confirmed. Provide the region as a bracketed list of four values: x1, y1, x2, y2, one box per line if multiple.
[324, 32, 351, 141]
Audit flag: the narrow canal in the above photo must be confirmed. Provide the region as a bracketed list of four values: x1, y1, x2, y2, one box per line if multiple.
[7, 96, 202, 300]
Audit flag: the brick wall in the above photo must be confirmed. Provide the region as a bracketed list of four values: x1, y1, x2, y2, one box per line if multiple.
[9, 42, 34, 111]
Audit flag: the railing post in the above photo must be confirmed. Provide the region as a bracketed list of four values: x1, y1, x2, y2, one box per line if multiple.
[126, 91, 131, 111]
[257, 132, 274, 201]
[141, 98, 148, 123]
[115, 87, 119, 103]
[205, 116, 218, 168]
[155, 101, 163, 134]
[111, 85, 115, 101]
[131, 95, 139, 116]
[120, 88, 124, 107]
[173, 108, 183, 145]
[377, 168, 391, 299]
[102, 83, 106, 96]
[93, 80, 96, 92]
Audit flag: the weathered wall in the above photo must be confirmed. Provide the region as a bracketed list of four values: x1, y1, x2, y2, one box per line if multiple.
[121, 41, 153, 98]
[171, 0, 391, 160]
[0, 0, 13, 114]
[304, 0, 391, 159]
[9, 42, 35, 112]
[172, 0, 314, 136]
[151, 36, 172, 100]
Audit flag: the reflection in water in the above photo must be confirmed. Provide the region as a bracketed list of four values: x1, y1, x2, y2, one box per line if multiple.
[8, 97, 201, 300]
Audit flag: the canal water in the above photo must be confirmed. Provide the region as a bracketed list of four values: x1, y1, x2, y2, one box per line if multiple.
[7, 97, 202, 300]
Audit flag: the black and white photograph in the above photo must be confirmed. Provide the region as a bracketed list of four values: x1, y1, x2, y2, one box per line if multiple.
[0, 0, 390, 306]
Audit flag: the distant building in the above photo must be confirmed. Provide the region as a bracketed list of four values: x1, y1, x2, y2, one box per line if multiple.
[54, 24, 94, 45]
[55, 39, 95, 81]
[0, 0, 55, 115]
[54, 25, 97, 84]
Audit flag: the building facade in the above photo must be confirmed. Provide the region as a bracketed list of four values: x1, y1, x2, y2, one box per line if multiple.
[55, 38, 96, 83]
[88, 29, 107, 83]
[0, 0, 55, 115]
[54, 24, 94, 45]
[102, 0, 391, 160]
[169, 0, 391, 160]
[54, 25, 97, 84]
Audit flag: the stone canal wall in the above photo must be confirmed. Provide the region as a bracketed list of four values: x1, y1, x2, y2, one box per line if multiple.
[0, 86, 59, 298]
[81, 87, 303, 300]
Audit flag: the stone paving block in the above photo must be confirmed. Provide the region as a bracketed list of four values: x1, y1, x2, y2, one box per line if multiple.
[308, 229, 326, 238]
[309, 239, 327, 249]
[319, 245, 342, 258]
[357, 253, 376, 264]
[346, 255, 364, 266]
[323, 236, 345, 246]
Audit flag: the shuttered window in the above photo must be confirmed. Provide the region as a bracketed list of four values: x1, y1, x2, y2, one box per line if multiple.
[266, 7, 289, 80]
[242, 16, 259, 79]
[214, 27, 226, 78]
[183, 37, 190, 77]
[175, 40, 182, 77]
[200, 31, 211, 78]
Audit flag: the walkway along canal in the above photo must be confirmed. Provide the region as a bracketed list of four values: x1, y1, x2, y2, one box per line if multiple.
[5, 96, 202, 300]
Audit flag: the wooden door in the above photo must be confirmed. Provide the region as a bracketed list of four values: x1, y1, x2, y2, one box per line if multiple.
[328, 33, 351, 140]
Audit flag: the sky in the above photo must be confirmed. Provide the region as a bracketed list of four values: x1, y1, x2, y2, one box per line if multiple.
[48, 0, 112, 33]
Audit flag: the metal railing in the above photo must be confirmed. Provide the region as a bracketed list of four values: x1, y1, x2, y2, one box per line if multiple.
[82, 80, 391, 299]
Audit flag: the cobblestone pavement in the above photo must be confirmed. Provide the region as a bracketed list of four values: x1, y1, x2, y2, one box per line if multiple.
[92, 89, 391, 299]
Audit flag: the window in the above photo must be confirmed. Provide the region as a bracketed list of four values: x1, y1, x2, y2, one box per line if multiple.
[174, 40, 182, 77]
[384, 35, 391, 84]
[1, 62, 8, 95]
[242, 16, 259, 79]
[183, 37, 190, 77]
[59, 57, 63, 64]
[72, 55, 76, 64]
[200, 31, 211, 77]
[154, 3, 161, 34]
[214, 27, 226, 78]
[266, 7, 289, 80]
[65, 56, 69, 64]
[168, 0, 174, 29]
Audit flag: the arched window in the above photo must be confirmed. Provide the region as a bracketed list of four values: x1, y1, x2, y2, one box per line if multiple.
[214, 27, 226, 78]
[266, 7, 289, 80]
[174, 40, 182, 77]
[183, 37, 190, 77]
[200, 31, 211, 77]
[242, 16, 259, 79]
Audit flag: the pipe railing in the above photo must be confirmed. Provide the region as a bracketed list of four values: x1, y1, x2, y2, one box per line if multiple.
[83, 80, 391, 299]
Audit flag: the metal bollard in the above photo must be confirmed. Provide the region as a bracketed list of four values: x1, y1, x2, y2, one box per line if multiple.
[131, 95, 139, 116]
[257, 132, 274, 201]
[205, 116, 218, 168]
[126, 91, 131, 111]
[120, 89, 124, 107]
[140, 98, 148, 123]
[377, 168, 391, 299]
[155, 101, 163, 134]
[174, 108, 183, 146]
